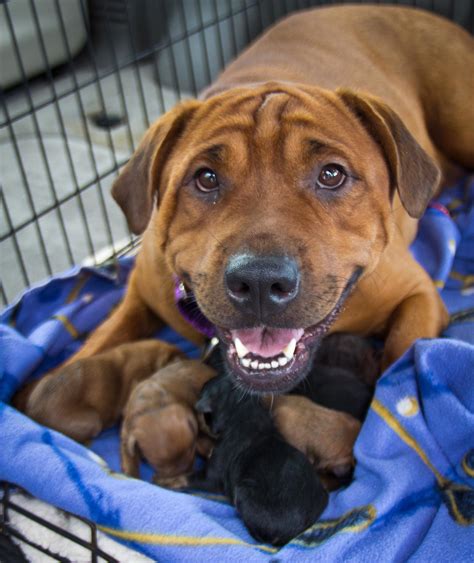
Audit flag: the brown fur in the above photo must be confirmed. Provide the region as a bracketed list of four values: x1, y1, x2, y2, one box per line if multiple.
[14, 340, 182, 443]
[13, 6, 473, 448]
[120, 358, 359, 487]
[271, 395, 361, 476]
[120, 359, 216, 482]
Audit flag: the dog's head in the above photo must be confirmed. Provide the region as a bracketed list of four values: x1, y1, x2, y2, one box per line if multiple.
[112, 83, 440, 393]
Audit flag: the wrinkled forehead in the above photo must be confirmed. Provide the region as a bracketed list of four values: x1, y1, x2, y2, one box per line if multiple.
[178, 86, 369, 169]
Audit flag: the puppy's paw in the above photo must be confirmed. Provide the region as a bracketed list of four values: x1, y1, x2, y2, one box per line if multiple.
[196, 433, 215, 458]
[120, 431, 140, 478]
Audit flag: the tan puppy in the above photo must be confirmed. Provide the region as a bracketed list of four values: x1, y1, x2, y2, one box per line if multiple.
[121, 359, 215, 486]
[272, 395, 361, 477]
[14, 6, 473, 445]
[13, 340, 182, 443]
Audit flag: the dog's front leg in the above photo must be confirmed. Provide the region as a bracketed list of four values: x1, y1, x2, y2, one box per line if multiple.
[66, 270, 163, 364]
[382, 284, 449, 370]
[335, 243, 449, 374]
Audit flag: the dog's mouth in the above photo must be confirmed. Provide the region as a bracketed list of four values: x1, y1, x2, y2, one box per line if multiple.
[217, 301, 343, 393]
[215, 268, 363, 393]
[177, 268, 362, 393]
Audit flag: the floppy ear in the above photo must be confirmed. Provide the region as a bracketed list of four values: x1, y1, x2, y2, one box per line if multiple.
[120, 432, 140, 477]
[195, 394, 213, 414]
[337, 89, 441, 218]
[112, 100, 201, 234]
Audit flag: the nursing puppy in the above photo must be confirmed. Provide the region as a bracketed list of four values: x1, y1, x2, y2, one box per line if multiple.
[288, 334, 377, 488]
[120, 359, 215, 486]
[312, 333, 381, 388]
[190, 375, 328, 546]
[296, 334, 377, 422]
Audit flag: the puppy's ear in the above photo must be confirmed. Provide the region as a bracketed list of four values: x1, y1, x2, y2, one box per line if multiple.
[195, 394, 213, 414]
[195, 376, 221, 413]
[337, 89, 441, 218]
[120, 433, 140, 477]
[112, 100, 201, 234]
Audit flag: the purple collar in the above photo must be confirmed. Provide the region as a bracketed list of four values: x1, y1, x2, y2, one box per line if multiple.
[174, 276, 216, 338]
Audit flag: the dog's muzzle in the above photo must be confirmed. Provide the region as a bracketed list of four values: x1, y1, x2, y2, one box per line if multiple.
[225, 253, 300, 322]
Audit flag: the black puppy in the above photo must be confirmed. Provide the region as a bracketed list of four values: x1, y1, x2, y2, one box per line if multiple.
[190, 375, 328, 546]
[295, 333, 377, 422]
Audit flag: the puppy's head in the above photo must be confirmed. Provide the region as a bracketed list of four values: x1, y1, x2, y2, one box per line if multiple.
[195, 375, 235, 436]
[314, 332, 380, 386]
[113, 83, 440, 393]
[127, 404, 198, 478]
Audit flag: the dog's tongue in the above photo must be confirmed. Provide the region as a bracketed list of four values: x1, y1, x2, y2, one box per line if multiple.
[231, 327, 304, 358]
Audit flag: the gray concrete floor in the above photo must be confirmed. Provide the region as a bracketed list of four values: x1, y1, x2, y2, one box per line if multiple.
[1, 53, 189, 305]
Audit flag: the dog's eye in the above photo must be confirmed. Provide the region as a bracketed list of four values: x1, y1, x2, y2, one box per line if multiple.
[316, 164, 347, 189]
[195, 168, 219, 192]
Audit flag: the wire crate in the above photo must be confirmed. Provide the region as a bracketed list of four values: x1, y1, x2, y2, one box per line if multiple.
[0, 480, 145, 561]
[1, 0, 473, 307]
[1, 0, 473, 560]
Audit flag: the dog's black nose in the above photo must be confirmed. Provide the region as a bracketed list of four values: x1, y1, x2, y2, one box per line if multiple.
[225, 254, 300, 319]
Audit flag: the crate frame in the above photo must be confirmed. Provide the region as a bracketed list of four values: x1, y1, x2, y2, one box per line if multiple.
[1, 1, 473, 560]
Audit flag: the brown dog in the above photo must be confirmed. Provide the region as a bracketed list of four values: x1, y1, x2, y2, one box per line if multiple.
[14, 6, 473, 442]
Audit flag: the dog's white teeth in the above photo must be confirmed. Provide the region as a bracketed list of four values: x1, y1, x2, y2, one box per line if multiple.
[282, 338, 297, 360]
[234, 337, 249, 359]
[241, 354, 292, 371]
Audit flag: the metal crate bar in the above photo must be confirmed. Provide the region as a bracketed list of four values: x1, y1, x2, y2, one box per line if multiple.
[1, 0, 472, 308]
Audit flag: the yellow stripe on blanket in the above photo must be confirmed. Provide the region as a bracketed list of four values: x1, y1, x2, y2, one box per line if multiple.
[449, 271, 474, 288]
[371, 399, 474, 526]
[462, 453, 474, 478]
[371, 399, 448, 487]
[65, 272, 91, 303]
[52, 314, 80, 339]
[97, 525, 279, 553]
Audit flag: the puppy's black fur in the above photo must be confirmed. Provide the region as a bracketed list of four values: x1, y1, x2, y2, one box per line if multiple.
[191, 375, 328, 546]
[295, 334, 376, 422]
[313, 333, 380, 386]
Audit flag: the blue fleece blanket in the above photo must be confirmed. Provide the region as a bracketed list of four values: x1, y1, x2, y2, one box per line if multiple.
[1, 179, 473, 561]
